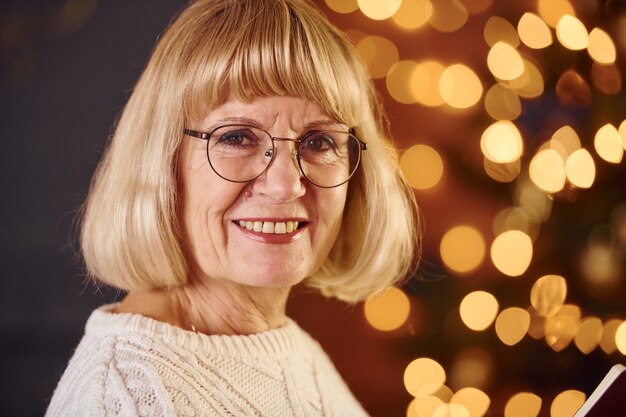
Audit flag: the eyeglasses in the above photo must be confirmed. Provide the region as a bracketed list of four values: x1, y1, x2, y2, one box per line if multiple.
[183, 124, 367, 188]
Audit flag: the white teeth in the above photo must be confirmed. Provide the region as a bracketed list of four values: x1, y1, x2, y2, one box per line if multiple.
[275, 222, 286, 234]
[238, 220, 301, 234]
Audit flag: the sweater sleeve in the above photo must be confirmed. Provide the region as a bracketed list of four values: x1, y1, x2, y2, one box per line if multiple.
[45, 335, 144, 417]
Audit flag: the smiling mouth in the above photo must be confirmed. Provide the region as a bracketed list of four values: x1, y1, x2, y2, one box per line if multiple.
[236, 220, 305, 234]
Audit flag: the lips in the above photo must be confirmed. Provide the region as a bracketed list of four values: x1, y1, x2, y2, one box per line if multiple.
[236, 220, 302, 234]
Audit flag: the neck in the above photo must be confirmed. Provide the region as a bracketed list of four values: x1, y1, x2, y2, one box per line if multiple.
[116, 277, 291, 336]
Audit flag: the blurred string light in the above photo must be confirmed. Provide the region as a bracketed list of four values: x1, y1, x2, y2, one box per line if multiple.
[556, 14, 588, 50]
[440, 225, 486, 273]
[537, 0, 575, 28]
[487, 42, 524, 80]
[544, 304, 581, 352]
[400, 144, 445, 190]
[428, 0, 468, 33]
[600, 319, 622, 354]
[530, 275, 567, 316]
[616, 322, 626, 354]
[448, 347, 493, 390]
[459, 291, 498, 331]
[480, 121, 523, 163]
[490, 230, 533, 276]
[364, 287, 411, 331]
[594, 124, 624, 163]
[550, 390, 586, 417]
[504, 392, 542, 417]
[439, 64, 483, 109]
[357, 0, 402, 20]
[574, 316, 603, 354]
[324, 0, 358, 14]
[392, 0, 433, 30]
[587, 28, 616, 64]
[356, 35, 399, 79]
[484, 16, 519, 47]
[404, 357, 447, 397]
[495, 307, 530, 346]
[517, 13, 552, 49]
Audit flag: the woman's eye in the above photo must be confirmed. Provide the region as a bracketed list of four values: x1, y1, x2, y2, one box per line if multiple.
[217, 131, 257, 147]
[303, 134, 336, 151]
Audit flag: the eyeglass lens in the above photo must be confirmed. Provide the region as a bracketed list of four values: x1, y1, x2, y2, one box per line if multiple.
[206, 125, 361, 188]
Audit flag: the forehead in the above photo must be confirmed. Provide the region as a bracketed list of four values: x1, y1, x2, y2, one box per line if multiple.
[199, 96, 345, 130]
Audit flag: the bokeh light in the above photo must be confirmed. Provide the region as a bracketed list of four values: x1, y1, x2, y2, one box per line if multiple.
[460, 291, 499, 331]
[364, 287, 411, 331]
[616, 321, 626, 355]
[448, 347, 494, 390]
[537, 0, 575, 28]
[504, 392, 542, 417]
[387, 60, 419, 104]
[502, 59, 544, 98]
[484, 158, 522, 183]
[429, 0, 469, 33]
[484, 16, 519, 47]
[574, 316, 603, 354]
[565, 148, 595, 188]
[591, 62, 622, 94]
[404, 357, 446, 397]
[527, 307, 546, 340]
[493, 206, 538, 239]
[544, 304, 581, 352]
[550, 390, 586, 417]
[490, 230, 533, 276]
[600, 319, 622, 354]
[400, 144, 445, 190]
[484, 84, 521, 120]
[411, 60, 446, 107]
[587, 27, 616, 64]
[450, 387, 490, 417]
[495, 307, 530, 346]
[439, 64, 483, 109]
[460, 0, 492, 14]
[410, 395, 443, 417]
[480, 121, 524, 163]
[357, 0, 402, 20]
[392, 0, 433, 30]
[487, 42, 524, 80]
[556, 15, 589, 51]
[551, 125, 581, 159]
[556, 69, 592, 108]
[517, 13, 552, 49]
[356, 35, 399, 79]
[324, 0, 358, 14]
[530, 275, 567, 317]
[432, 403, 470, 417]
[529, 149, 566, 193]
[440, 225, 486, 273]
[594, 123, 624, 163]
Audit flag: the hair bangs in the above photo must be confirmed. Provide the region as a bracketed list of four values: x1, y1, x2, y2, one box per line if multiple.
[182, 0, 363, 127]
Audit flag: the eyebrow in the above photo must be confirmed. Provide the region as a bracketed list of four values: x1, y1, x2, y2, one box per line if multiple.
[209, 117, 347, 131]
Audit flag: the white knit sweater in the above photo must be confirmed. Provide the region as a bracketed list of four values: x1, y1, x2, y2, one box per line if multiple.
[46, 305, 369, 417]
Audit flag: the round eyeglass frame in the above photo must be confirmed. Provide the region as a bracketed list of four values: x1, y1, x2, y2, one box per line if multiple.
[183, 125, 367, 188]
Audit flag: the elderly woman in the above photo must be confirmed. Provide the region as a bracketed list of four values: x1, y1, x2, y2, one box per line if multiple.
[46, 0, 418, 415]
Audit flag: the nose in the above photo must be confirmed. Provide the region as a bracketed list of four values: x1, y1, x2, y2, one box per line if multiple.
[252, 139, 306, 201]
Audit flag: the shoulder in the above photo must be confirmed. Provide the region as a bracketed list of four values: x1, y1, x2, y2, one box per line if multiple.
[46, 307, 179, 417]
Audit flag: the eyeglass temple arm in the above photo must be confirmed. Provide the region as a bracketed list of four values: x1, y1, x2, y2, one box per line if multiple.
[183, 128, 209, 139]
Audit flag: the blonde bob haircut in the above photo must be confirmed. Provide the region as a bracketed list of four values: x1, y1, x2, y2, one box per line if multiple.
[81, 0, 419, 303]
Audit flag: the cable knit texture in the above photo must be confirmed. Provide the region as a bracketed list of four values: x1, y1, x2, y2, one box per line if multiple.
[46, 305, 369, 417]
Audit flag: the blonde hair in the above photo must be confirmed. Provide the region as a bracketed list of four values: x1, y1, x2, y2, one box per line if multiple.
[81, 0, 419, 302]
